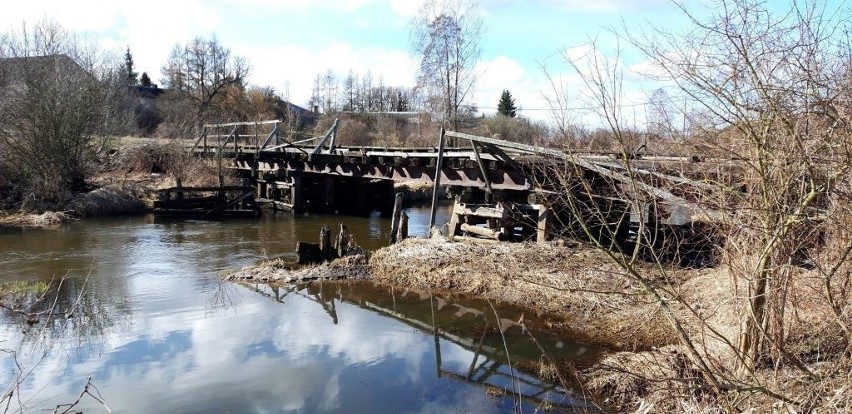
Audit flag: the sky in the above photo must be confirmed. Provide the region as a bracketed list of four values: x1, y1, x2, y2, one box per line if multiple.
[1, 0, 847, 125]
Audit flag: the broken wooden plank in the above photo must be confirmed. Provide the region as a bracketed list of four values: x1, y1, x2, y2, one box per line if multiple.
[461, 204, 507, 220]
[460, 223, 504, 240]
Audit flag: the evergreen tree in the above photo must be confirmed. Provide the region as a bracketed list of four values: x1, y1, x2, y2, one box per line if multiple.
[139, 72, 153, 87]
[497, 90, 517, 117]
[124, 46, 138, 84]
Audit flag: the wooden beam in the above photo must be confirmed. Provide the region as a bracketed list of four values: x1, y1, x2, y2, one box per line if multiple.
[470, 141, 492, 201]
[390, 192, 404, 244]
[479, 143, 524, 172]
[203, 120, 280, 128]
[536, 204, 548, 244]
[257, 123, 280, 152]
[460, 223, 503, 240]
[428, 128, 446, 232]
[452, 235, 501, 245]
[460, 204, 507, 219]
[312, 118, 339, 154]
[447, 200, 462, 241]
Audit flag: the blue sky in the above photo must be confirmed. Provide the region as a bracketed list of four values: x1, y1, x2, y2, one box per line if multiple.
[2, 0, 847, 124]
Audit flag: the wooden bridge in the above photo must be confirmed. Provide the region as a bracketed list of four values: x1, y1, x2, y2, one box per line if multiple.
[192, 120, 734, 253]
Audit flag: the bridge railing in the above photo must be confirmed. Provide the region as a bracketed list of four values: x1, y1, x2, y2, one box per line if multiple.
[192, 120, 282, 154]
[193, 118, 345, 156]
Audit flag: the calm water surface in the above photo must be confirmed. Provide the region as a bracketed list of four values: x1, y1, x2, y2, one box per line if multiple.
[0, 204, 599, 413]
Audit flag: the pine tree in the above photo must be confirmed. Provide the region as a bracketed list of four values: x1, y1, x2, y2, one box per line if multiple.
[497, 90, 517, 117]
[124, 46, 138, 84]
[139, 72, 153, 87]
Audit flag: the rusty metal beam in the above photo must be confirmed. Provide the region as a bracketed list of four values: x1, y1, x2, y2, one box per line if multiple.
[233, 158, 532, 191]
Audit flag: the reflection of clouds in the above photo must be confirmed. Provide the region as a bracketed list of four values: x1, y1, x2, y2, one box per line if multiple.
[7, 285, 444, 412]
[1, 216, 567, 413]
[2, 279, 566, 413]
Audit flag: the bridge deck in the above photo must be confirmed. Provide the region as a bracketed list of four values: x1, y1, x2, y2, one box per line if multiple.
[190, 125, 738, 226]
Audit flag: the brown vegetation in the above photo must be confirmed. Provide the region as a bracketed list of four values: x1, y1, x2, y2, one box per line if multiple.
[224, 230, 852, 411]
[371, 234, 850, 411]
[533, 0, 852, 410]
[226, 254, 371, 284]
[371, 237, 675, 350]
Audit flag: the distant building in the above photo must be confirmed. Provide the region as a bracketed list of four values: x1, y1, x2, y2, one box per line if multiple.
[0, 54, 90, 93]
[281, 101, 318, 129]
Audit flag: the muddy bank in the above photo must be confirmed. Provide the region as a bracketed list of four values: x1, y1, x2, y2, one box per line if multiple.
[227, 236, 682, 348]
[371, 237, 677, 350]
[0, 140, 224, 227]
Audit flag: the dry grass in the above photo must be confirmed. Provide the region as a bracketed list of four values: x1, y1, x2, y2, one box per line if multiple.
[367, 236, 852, 411]
[583, 345, 720, 412]
[393, 182, 448, 203]
[370, 236, 676, 349]
[0, 211, 72, 227]
[65, 186, 145, 217]
[225, 254, 371, 284]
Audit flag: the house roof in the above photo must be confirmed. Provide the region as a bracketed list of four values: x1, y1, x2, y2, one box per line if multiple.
[0, 54, 89, 86]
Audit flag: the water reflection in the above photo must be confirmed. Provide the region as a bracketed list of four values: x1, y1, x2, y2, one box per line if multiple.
[239, 282, 600, 413]
[0, 205, 600, 413]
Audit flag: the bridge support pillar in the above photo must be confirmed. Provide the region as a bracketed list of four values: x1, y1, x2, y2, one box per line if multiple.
[291, 175, 303, 213]
[354, 179, 368, 216]
[324, 177, 335, 213]
[536, 204, 549, 244]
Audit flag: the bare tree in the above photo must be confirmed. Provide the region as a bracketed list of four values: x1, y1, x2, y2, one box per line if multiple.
[541, 0, 852, 410]
[321, 69, 337, 114]
[633, 0, 852, 378]
[0, 20, 128, 205]
[646, 88, 674, 139]
[341, 70, 357, 112]
[308, 73, 322, 112]
[410, 0, 483, 132]
[161, 36, 249, 134]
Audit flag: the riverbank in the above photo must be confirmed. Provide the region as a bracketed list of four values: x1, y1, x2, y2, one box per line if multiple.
[225, 235, 849, 412]
[228, 235, 683, 348]
[0, 136, 445, 227]
[0, 175, 162, 227]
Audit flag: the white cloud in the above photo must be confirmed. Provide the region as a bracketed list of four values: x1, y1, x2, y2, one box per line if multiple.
[0, 0, 660, 127]
[240, 42, 418, 106]
[389, 0, 423, 17]
[472, 54, 581, 122]
[541, 0, 669, 12]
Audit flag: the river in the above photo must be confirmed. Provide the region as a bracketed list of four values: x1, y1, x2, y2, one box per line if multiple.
[0, 204, 600, 413]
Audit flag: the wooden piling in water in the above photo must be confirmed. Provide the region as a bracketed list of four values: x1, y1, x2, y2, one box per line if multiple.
[398, 212, 408, 243]
[319, 226, 331, 258]
[336, 223, 350, 257]
[390, 192, 404, 244]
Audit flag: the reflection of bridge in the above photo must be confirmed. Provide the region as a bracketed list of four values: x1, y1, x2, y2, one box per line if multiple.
[242, 281, 601, 412]
[195, 119, 732, 249]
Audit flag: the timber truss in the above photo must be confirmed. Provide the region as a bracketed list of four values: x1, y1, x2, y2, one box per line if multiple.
[192, 119, 733, 228]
